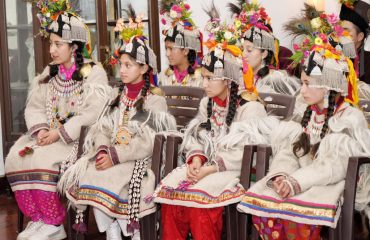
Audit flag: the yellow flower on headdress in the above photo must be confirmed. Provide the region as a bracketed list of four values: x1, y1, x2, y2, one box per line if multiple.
[314, 37, 323, 46]
[311, 17, 322, 29]
[234, 20, 242, 29]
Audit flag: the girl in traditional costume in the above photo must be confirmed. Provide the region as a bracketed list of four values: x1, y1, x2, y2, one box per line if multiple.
[237, 14, 370, 239]
[59, 8, 176, 240]
[229, 0, 301, 96]
[5, 2, 111, 239]
[152, 7, 277, 240]
[159, 0, 203, 87]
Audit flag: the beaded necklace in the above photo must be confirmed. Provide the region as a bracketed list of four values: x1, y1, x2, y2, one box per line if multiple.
[46, 74, 83, 129]
[115, 88, 141, 145]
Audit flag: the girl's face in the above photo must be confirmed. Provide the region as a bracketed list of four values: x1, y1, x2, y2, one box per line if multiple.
[242, 40, 267, 71]
[49, 33, 73, 66]
[165, 40, 189, 67]
[201, 67, 229, 100]
[300, 71, 327, 107]
[119, 54, 148, 84]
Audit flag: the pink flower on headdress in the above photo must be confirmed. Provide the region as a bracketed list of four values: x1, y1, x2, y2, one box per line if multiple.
[161, 18, 167, 25]
[293, 44, 300, 51]
[184, 3, 190, 10]
[171, 5, 182, 13]
[318, 33, 328, 43]
[334, 25, 344, 37]
[327, 13, 339, 25]
[303, 38, 311, 45]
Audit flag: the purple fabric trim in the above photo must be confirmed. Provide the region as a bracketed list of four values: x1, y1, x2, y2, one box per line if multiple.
[108, 147, 120, 165]
[28, 123, 49, 137]
[59, 125, 73, 144]
[214, 155, 226, 172]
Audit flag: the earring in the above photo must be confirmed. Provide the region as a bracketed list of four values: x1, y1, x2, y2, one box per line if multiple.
[71, 50, 75, 64]
[323, 92, 329, 108]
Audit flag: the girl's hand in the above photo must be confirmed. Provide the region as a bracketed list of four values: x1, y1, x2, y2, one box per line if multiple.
[194, 165, 217, 182]
[272, 176, 291, 198]
[187, 156, 202, 182]
[95, 154, 113, 170]
[39, 129, 60, 146]
[37, 129, 48, 145]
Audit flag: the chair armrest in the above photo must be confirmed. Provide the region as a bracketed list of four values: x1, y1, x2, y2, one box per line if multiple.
[256, 145, 272, 181]
[341, 156, 370, 240]
[151, 134, 166, 186]
[164, 135, 183, 176]
[239, 145, 258, 189]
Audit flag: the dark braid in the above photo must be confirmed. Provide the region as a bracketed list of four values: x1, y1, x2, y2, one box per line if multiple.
[186, 49, 197, 75]
[226, 82, 239, 127]
[311, 90, 337, 156]
[109, 84, 125, 109]
[293, 105, 313, 157]
[133, 71, 150, 111]
[256, 50, 273, 79]
[199, 98, 213, 131]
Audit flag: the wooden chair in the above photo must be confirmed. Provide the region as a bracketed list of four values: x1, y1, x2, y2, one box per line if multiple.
[160, 86, 205, 129]
[259, 92, 296, 120]
[359, 99, 370, 124]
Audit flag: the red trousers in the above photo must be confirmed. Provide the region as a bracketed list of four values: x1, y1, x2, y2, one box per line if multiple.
[161, 204, 224, 240]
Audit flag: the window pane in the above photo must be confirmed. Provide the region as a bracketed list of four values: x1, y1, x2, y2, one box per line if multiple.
[70, 0, 96, 23]
[120, 0, 149, 21]
[5, 0, 34, 133]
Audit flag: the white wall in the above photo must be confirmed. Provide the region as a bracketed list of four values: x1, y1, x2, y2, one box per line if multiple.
[159, 0, 341, 70]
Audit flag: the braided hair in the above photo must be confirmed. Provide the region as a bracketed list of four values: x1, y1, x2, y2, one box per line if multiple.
[45, 41, 86, 83]
[200, 81, 240, 131]
[133, 71, 150, 111]
[293, 90, 338, 158]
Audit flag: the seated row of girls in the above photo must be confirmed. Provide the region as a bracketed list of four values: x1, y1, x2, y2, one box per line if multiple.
[159, 0, 301, 97]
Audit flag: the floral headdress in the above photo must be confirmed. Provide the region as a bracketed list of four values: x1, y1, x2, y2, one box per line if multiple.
[160, 0, 202, 54]
[229, 0, 276, 55]
[202, 3, 257, 98]
[27, 0, 91, 58]
[285, 4, 357, 59]
[287, 6, 358, 105]
[111, 5, 158, 75]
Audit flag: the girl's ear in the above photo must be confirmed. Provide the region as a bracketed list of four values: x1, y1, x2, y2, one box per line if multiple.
[261, 50, 268, 60]
[183, 48, 190, 56]
[140, 64, 149, 75]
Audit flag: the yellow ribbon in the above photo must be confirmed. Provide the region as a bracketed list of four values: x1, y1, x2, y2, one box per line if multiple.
[204, 40, 242, 57]
[344, 57, 359, 106]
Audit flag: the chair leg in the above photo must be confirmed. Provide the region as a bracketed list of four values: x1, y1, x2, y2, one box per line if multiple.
[17, 208, 24, 233]
[140, 212, 158, 240]
[224, 204, 238, 240]
[237, 212, 247, 240]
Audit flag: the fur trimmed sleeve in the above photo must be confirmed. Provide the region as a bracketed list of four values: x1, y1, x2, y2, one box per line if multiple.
[58, 65, 112, 144]
[266, 121, 302, 177]
[213, 101, 276, 172]
[25, 67, 50, 136]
